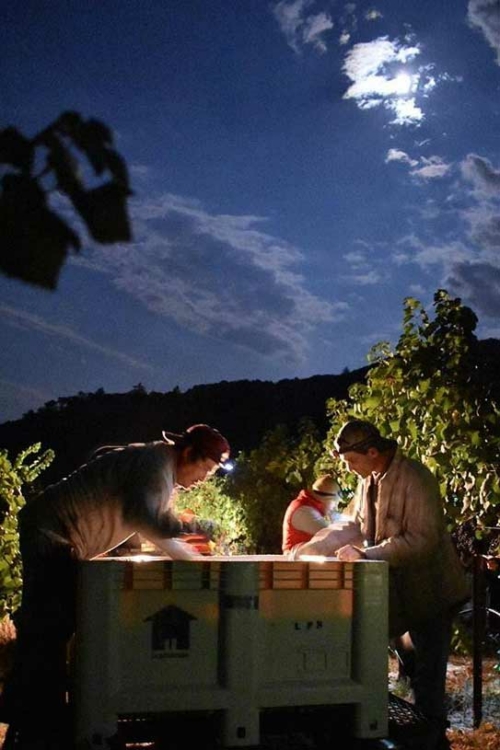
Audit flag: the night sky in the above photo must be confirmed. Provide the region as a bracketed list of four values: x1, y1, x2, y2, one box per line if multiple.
[1, 1, 500, 423]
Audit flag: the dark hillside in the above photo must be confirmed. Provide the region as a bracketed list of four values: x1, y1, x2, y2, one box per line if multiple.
[0, 366, 370, 488]
[1, 336, 498, 491]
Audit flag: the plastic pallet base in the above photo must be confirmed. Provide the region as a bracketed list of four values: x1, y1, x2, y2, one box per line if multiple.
[388, 693, 437, 748]
[113, 696, 439, 750]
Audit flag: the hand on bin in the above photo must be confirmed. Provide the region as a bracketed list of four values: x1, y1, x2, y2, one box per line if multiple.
[192, 518, 218, 539]
[178, 509, 217, 538]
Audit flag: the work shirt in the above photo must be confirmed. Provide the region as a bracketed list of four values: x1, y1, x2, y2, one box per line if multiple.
[19, 441, 183, 560]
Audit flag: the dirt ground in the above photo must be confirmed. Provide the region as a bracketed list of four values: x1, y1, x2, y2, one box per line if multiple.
[388, 653, 500, 750]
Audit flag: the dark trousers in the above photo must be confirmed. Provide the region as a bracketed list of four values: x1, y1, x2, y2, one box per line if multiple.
[395, 610, 453, 726]
[409, 613, 452, 725]
[2, 520, 78, 733]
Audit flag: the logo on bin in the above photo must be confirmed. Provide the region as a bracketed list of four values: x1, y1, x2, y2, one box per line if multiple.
[144, 604, 197, 657]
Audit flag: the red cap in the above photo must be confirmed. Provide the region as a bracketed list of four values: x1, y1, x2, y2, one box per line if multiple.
[162, 423, 230, 466]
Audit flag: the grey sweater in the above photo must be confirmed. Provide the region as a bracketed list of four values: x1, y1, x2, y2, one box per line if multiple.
[20, 441, 183, 560]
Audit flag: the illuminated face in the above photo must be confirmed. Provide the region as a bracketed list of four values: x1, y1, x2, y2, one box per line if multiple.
[176, 456, 219, 489]
[340, 450, 376, 479]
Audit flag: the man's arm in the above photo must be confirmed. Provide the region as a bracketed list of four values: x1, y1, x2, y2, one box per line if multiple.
[145, 536, 200, 559]
[291, 506, 330, 536]
[293, 520, 363, 558]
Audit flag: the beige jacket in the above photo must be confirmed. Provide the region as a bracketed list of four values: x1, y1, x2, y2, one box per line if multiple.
[351, 450, 470, 636]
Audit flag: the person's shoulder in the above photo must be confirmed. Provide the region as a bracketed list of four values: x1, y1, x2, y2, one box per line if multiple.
[145, 440, 175, 467]
[393, 449, 422, 468]
[91, 441, 164, 467]
[395, 451, 439, 487]
[116, 440, 164, 454]
[126, 440, 171, 461]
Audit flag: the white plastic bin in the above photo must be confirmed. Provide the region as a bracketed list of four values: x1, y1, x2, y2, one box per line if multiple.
[72, 555, 388, 748]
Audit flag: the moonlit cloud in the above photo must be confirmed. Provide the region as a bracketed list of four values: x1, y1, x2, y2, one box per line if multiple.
[341, 35, 458, 126]
[459, 156, 500, 266]
[343, 37, 420, 83]
[386, 150, 451, 179]
[365, 9, 383, 22]
[461, 153, 500, 195]
[394, 143, 500, 322]
[380, 146, 499, 326]
[130, 164, 152, 178]
[341, 245, 382, 286]
[342, 36, 424, 124]
[409, 283, 426, 297]
[444, 161, 500, 319]
[398, 237, 473, 270]
[0, 305, 156, 372]
[385, 149, 418, 166]
[446, 262, 500, 316]
[344, 250, 369, 265]
[72, 194, 346, 364]
[389, 98, 423, 125]
[470, 214, 500, 251]
[272, 0, 333, 54]
[302, 11, 334, 52]
[342, 269, 382, 286]
[410, 156, 452, 180]
[468, 0, 500, 65]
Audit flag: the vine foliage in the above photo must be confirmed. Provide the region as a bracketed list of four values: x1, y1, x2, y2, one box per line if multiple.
[0, 444, 54, 619]
[323, 290, 500, 547]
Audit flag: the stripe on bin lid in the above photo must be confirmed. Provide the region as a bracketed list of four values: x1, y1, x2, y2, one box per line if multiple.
[122, 560, 219, 590]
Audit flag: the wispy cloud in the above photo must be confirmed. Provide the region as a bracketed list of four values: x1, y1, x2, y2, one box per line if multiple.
[130, 164, 152, 179]
[393, 147, 500, 323]
[365, 9, 383, 22]
[411, 156, 452, 180]
[409, 239, 472, 269]
[446, 261, 500, 317]
[342, 269, 381, 286]
[460, 156, 500, 259]
[468, 0, 500, 65]
[468, 211, 500, 254]
[386, 149, 451, 179]
[72, 194, 347, 365]
[341, 245, 382, 286]
[385, 149, 419, 167]
[0, 305, 155, 372]
[461, 153, 500, 196]
[448, 154, 500, 318]
[272, 0, 333, 54]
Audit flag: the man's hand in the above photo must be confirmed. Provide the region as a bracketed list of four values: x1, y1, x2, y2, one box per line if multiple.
[194, 518, 218, 539]
[337, 544, 366, 561]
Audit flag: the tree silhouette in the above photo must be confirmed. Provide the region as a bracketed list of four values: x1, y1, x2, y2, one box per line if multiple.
[0, 111, 132, 290]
